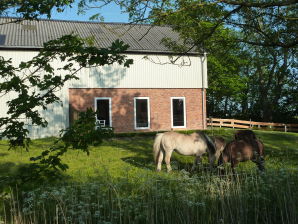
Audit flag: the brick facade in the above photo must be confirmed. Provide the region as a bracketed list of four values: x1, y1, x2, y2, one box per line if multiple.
[69, 88, 206, 133]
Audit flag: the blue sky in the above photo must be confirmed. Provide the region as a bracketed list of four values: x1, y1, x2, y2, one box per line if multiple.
[50, 2, 130, 22]
[6, 1, 130, 23]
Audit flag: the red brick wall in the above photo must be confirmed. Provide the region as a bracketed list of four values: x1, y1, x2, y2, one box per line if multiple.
[69, 88, 206, 132]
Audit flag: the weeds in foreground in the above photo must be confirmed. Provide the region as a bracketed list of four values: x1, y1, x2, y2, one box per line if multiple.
[0, 130, 297, 223]
[1, 169, 297, 224]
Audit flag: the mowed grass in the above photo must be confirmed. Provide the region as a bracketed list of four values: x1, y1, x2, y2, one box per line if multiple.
[0, 129, 298, 224]
[0, 129, 297, 182]
[0, 136, 157, 183]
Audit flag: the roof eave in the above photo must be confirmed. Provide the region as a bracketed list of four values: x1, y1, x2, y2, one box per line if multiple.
[0, 46, 201, 56]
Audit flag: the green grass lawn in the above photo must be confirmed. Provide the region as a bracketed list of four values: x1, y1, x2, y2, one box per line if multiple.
[1, 129, 297, 182]
[0, 129, 298, 223]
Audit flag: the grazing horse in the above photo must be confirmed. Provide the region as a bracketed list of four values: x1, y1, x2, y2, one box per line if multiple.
[210, 136, 226, 166]
[218, 130, 265, 172]
[153, 131, 218, 172]
[234, 130, 257, 141]
[234, 130, 260, 154]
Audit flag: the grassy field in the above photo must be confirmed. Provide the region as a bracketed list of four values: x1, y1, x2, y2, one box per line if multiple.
[0, 129, 297, 223]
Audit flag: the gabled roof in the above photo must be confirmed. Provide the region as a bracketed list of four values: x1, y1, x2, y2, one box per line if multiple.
[0, 17, 198, 55]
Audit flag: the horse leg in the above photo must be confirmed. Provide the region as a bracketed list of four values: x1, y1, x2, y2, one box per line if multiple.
[191, 156, 202, 172]
[156, 150, 164, 172]
[165, 150, 173, 172]
[208, 153, 218, 170]
[231, 159, 239, 176]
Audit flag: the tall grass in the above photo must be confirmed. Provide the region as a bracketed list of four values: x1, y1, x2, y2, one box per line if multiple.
[0, 129, 297, 223]
[1, 169, 297, 224]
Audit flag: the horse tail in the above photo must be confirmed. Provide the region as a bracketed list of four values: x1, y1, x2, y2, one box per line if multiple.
[153, 133, 164, 164]
[201, 132, 216, 155]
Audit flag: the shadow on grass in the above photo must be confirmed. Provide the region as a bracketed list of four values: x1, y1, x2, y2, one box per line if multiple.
[0, 153, 8, 157]
[109, 136, 226, 173]
[0, 161, 70, 193]
[30, 137, 58, 148]
[257, 132, 298, 166]
[108, 136, 153, 158]
[1, 131, 297, 192]
[109, 137, 206, 172]
[121, 156, 153, 170]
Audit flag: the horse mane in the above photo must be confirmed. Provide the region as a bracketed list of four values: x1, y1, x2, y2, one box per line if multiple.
[234, 130, 257, 141]
[199, 132, 216, 155]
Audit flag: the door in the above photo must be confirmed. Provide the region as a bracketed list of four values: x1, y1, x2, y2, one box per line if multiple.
[95, 98, 111, 127]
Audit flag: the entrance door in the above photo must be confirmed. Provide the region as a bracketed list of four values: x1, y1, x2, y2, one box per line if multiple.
[95, 98, 112, 127]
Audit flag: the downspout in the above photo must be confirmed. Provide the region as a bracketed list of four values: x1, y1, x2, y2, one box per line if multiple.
[201, 52, 207, 129]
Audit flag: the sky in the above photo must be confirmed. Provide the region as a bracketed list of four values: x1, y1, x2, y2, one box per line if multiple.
[7, 1, 130, 23]
[50, 2, 130, 23]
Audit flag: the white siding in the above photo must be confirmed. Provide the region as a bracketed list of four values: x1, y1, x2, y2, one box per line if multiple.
[0, 50, 69, 138]
[0, 51, 208, 89]
[0, 50, 207, 138]
[70, 54, 207, 88]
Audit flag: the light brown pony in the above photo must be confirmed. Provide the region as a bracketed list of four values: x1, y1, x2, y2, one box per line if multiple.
[153, 131, 220, 172]
[218, 130, 265, 172]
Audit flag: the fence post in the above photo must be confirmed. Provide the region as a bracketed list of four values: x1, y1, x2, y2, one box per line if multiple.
[284, 124, 287, 132]
[220, 118, 222, 128]
[232, 120, 234, 129]
[210, 116, 214, 136]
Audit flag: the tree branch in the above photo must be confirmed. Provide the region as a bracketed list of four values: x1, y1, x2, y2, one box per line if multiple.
[219, 0, 298, 8]
[239, 38, 298, 48]
[0, 18, 24, 26]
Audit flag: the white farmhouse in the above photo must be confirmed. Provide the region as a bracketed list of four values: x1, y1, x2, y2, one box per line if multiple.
[0, 17, 208, 138]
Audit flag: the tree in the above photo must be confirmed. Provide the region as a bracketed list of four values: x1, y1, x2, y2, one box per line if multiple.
[0, 35, 132, 148]
[241, 45, 297, 122]
[78, 0, 298, 49]
[150, 5, 250, 118]
[0, 0, 74, 19]
[76, 1, 297, 122]
[0, 1, 133, 175]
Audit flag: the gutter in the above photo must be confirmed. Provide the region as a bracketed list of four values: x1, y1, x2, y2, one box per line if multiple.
[201, 52, 208, 130]
[0, 46, 202, 56]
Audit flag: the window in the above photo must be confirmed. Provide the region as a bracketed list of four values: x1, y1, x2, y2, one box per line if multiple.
[134, 97, 150, 129]
[94, 97, 112, 127]
[171, 97, 186, 128]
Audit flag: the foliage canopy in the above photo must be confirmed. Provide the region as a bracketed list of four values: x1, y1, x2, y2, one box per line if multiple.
[0, 1, 133, 174]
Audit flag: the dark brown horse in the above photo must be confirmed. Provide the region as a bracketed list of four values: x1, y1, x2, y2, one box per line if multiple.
[234, 130, 260, 153]
[218, 130, 265, 172]
[234, 130, 257, 141]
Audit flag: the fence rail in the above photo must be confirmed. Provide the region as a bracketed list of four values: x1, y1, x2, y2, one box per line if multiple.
[207, 118, 298, 132]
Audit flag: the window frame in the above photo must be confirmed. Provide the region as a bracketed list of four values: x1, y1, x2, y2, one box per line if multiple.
[134, 97, 150, 130]
[171, 97, 186, 128]
[94, 97, 112, 127]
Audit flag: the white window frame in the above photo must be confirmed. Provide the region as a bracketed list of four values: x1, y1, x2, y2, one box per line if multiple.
[171, 97, 186, 128]
[134, 97, 150, 130]
[94, 97, 112, 127]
